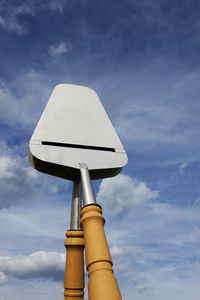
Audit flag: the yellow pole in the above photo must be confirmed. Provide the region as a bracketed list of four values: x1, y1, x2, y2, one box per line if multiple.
[80, 204, 122, 300]
[63, 230, 85, 300]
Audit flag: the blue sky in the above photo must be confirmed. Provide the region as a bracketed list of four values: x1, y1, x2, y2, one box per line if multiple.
[0, 0, 200, 299]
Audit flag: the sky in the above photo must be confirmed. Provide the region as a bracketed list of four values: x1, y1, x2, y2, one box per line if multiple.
[0, 0, 200, 299]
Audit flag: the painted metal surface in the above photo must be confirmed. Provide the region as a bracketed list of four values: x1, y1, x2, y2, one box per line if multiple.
[80, 205, 122, 300]
[29, 84, 128, 181]
[79, 164, 96, 206]
[70, 182, 81, 230]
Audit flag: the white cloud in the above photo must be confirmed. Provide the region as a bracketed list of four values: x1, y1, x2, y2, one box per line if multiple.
[97, 174, 159, 215]
[0, 1, 66, 35]
[116, 101, 187, 146]
[104, 63, 200, 160]
[149, 202, 200, 225]
[23, 167, 38, 178]
[0, 271, 7, 285]
[0, 156, 16, 179]
[132, 275, 152, 291]
[0, 84, 21, 124]
[0, 279, 63, 300]
[0, 141, 70, 209]
[0, 16, 5, 25]
[0, 202, 69, 242]
[0, 143, 37, 208]
[179, 162, 188, 174]
[110, 245, 141, 257]
[0, 251, 65, 282]
[37, 0, 66, 14]
[101, 199, 200, 299]
[0, 83, 33, 125]
[139, 262, 200, 300]
[47, 1, 65, 13]
[0, 78, 50, 126]
[48, 41, 72, 57]
[0, 4, 34, 35]
[195, 197, 200, 206]
[27, 69, 40, 79]
[166, 227, 200, 246]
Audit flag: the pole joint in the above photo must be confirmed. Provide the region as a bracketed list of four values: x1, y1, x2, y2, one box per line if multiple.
[79, 163, 96, 206]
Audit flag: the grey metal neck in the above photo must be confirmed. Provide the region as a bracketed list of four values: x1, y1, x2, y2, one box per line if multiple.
[70, 182, 81, 230]
[79, 163, 96, 206]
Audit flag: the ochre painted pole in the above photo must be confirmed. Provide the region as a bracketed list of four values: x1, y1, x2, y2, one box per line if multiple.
[80, 204, 122, 300]
[63, 230, 85, 300]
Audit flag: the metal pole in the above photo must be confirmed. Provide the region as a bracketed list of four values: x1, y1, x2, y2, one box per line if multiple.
[79, 163, 96, 206]
[70, 182, 81, 230]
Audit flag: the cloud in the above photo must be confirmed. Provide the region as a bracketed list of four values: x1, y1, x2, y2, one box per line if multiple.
[97, 174, 159, 215]
[110, 245, 141, 257]
[107, 201, 200, 300]
[0, 77, 50, 126]
[0, 141, 70, 209]
[0, 202, 70, 245]
[0, 143, 37, 209]
[132, 275, 152, 291]
[179, 162, 188, 174]
[0, 83, 23, 125]
[48, 41, 72, 57]
[0, 272, 7, 285]
[137, 261, 200, 300]
[0, 251, 65, 282]
[0, 16, 5, 25]
[0, 1, 66, 35]
[166, 227, 200, 246]
[0, 279, 63, 300]
[27, 69, 40, 79]
[0, 3, 34, 35]
[46, 0, 66, 13]
[0, 156, 16, 179]
[107, 63, 200, 159]
[102, 199, 200, 296]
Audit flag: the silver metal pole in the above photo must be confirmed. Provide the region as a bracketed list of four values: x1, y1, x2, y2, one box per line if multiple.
[70, 182, 81, 230]
[79, 163, 96, 206]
